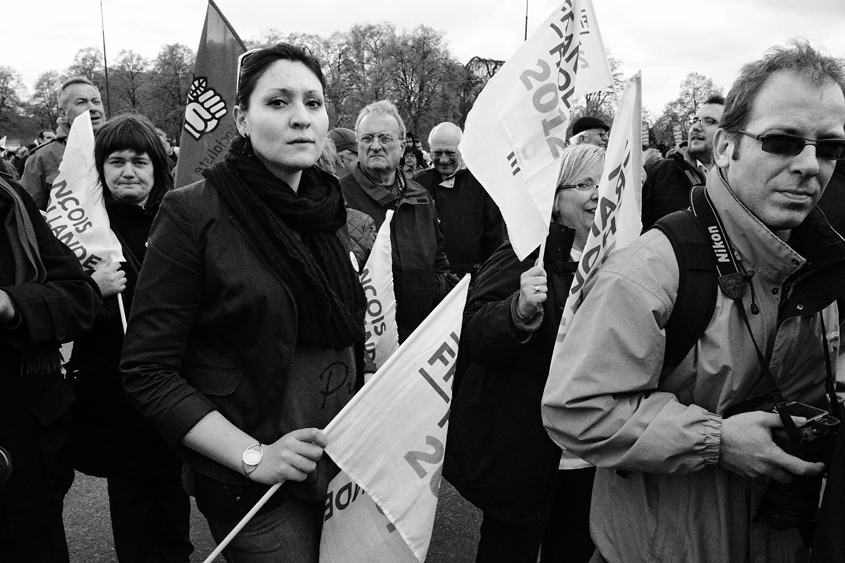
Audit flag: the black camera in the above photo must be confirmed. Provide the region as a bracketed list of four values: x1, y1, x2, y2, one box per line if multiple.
[761, 402, 839, 533]
[724, 398, 840, 544]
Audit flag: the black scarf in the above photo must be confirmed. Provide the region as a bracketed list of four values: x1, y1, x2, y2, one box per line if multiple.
[203, 139, 365, 351]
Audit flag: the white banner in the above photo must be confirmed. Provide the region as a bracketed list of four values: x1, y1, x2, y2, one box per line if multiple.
[44, 111, 124, 273]
[554, 72, 643, 346]
[321, 470, 417, 563]
[320, 276, 471, 562]
[461, 0, 614, 260]
[360, 209, 399, 373]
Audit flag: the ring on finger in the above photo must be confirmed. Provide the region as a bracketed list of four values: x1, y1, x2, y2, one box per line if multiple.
[534, 285, 541, 294]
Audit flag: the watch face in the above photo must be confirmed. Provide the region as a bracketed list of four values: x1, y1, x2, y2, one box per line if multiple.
[244, 450, 262, 465]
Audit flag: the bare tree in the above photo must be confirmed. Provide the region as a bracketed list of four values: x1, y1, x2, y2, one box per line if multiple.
[112, 50, 149, 112]
[68, 47, 105, 90]
[148, 43, 195, 136]
[0, 66, 27, 130]
[653, 72, 723, 146]
[29, 70, 65, 130]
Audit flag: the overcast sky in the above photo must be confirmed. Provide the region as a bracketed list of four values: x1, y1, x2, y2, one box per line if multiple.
[4, 0, 845, 119]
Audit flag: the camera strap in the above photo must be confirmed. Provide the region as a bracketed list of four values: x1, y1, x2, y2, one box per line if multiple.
[690, 187, 803, 444]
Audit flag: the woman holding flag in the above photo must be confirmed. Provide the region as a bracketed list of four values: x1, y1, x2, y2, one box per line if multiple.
[67, 114, 193, 562]
[445, 144, 604, 563]
[121, 43, 367, 562]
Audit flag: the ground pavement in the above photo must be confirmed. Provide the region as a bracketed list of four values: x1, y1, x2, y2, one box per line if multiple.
[64, 472, 480, 562]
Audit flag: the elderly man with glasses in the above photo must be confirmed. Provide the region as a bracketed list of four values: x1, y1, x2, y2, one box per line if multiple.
[641, 94, 725, 228]
[413, 122, 505, 278]
[340, 100, 457, 342]
[542, 41, 845, 563]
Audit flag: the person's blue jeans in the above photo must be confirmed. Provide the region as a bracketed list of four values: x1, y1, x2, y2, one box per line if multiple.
[206, 496, 323, 563]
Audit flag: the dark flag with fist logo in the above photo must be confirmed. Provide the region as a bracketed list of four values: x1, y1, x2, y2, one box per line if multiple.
[175, 0, 246, 187]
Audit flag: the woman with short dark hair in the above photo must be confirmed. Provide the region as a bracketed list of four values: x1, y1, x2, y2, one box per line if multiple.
[121, 43, 367, 562]
[68, 113, 193, 562]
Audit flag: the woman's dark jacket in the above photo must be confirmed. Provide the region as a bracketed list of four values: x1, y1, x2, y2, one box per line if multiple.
[68, 185, 178, 477]
[0, 174, 100, 539]
[120, 172, 365, 502]
[444, 225, 577, 524]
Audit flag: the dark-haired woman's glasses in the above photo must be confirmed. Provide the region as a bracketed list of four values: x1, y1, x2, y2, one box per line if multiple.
[235, 48, 261, 94]
[737, 130, 845, 160]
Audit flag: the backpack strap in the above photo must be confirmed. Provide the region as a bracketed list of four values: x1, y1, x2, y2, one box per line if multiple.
[651, 186, 718, 367]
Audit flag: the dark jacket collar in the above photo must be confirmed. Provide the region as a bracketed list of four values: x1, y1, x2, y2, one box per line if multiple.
[351, 165, 430, 207]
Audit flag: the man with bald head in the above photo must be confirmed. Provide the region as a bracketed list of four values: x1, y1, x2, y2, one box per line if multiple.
[414, 122, 505, 277]
[22, 77, 106, 209]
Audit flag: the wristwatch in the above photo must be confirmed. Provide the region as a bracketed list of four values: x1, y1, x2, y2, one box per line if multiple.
[241, 443, 263, 479]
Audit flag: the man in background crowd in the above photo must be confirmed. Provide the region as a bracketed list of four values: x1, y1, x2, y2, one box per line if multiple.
[21, 77, 105, 209]
[340, 100, 456, 342]
[569, 116, 609, 148]
[413, 122, 505, 277]
[328, 127, 358, 179]
[642, 94, 725, 228]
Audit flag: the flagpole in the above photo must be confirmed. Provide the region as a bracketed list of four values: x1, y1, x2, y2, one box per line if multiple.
[100, 0, 112, 116]
[524, 0, 529, 41]
[202, 483, 282, 563]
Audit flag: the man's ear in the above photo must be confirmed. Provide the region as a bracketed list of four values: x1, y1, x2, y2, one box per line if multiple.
[713, 128, 734, 168]
[233, 105, 247, 136]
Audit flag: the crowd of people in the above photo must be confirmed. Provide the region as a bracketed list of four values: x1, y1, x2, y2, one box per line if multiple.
[1, 38, 845, 563]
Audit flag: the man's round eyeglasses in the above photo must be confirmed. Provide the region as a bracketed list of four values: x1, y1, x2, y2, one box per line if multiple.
[737, 130, 845, 161]
[358, 134, 398, 147]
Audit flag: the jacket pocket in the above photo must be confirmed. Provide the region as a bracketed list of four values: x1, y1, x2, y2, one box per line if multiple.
[184, 366, 244, 397]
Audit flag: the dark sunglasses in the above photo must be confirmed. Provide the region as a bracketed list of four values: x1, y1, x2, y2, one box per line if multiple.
[737, 130, 845, 161]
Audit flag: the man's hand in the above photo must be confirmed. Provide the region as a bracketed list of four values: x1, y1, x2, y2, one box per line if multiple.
[0, 290, 16, 323]
[91, 261, 127, 298]
[720, 411, 824, 483]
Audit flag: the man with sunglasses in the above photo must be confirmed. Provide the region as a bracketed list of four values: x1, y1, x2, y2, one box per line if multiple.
[340, 100, 457, 343]
[413, 122, 505, 278]
[642, 94, 725, 228]
[542, 41, 845, 563]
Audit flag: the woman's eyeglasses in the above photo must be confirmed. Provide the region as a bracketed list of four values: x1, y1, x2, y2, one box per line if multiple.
[557, 181, 598, 192]
[737, 130, 845, 161]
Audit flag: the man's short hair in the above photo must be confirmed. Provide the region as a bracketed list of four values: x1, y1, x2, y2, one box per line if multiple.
[719, 40, 845, 141]
[354, 100, 406, 141]
[58, 76, 98, 109]
[37, 129, 54, 141]
[703, 93, 725, 106]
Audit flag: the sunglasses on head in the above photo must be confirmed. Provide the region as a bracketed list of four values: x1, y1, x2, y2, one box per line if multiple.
[737, 130, 845, 160]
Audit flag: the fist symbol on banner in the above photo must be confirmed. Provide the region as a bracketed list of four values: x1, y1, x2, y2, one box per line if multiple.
[183, 77, 228, 140]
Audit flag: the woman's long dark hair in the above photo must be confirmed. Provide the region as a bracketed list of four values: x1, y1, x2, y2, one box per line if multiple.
[94, 114, 173, 203]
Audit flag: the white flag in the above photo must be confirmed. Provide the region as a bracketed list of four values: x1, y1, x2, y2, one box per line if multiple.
[320, 276, 471, 562]
[461, 0, 614, 260]
[360, 209, 400, 373]
[320, 470, 417, 563]
[554, 72, 643, 347]
[44, 111, 124, 273]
